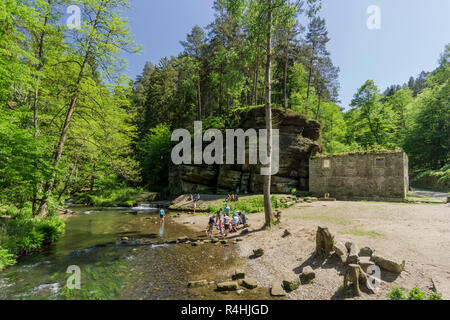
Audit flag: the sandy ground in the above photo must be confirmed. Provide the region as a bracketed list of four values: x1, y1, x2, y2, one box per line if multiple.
[173, 200, 450, 300]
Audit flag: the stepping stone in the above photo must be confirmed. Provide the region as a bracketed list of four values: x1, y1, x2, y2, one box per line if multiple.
[234, 269, 245, 279]
[217, 281, 238, 291]
[242, 278, 258, 289]
[188, 280, 208, 288]
[270, 281, 286, 297]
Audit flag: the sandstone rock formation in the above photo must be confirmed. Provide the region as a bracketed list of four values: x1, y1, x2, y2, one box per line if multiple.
[169, 107, 321, 194]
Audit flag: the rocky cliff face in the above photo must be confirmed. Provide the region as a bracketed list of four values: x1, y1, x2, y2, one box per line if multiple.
[168, 107, 322, 194]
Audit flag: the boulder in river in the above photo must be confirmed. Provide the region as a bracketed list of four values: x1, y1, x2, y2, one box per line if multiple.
[217, 281, 239, 291]
[177, 236, 188, 243]
[242, 278, 258, 289]
[188, 280, 208, 288]
[234, 269, 245, 280]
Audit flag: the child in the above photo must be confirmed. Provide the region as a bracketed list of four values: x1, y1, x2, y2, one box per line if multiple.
[223, 213, 231, 237]
[224, 204, 230, 216]
[206, 214, 215, 238]
[159, 206, 165, 223]
[231, 212, 240, 232]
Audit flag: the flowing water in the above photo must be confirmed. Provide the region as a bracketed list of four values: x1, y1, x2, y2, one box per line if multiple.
[0, 207, 271, 300]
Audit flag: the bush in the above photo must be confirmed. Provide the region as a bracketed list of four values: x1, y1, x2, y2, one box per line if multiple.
[0, 215, 65, 258]
[387, 286, 442, 301]
[35, 216, 66, 243]
[428, 292, 443, 300]
[387, 287, 405, 300]
[407, 286, 427, 300]
[77, 188, 142, 207]
[0, 248, 15, 270]
[291, 188, 297, 196]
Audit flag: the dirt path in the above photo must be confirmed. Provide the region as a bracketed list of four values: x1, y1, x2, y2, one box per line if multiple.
[174, 200, 450, 300]
[410, 188, 449, 199]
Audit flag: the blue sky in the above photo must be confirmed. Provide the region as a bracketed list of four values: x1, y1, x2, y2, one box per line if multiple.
[123, 0, 450, 110]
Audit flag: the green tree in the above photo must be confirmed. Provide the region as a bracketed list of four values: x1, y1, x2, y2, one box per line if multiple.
[349, 80, 396, 148]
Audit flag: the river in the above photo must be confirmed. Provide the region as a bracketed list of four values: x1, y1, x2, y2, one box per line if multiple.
[0, 206, 270, 300]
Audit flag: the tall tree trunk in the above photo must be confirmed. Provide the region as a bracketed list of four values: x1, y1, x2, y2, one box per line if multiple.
[58, 156, 78, 201]
[37, 3, 103, 216]
[305, 45, 315, 114]
[264, 0, 274, 228]
[315, 94, 321, 120]
[197, 79, 202, 120]
[254, 52, 259, 105]
[90, 160, 97, 192]
[283, 39, 289, 109]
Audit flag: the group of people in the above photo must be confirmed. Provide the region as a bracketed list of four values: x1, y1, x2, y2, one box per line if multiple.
[226, 194, 239, 202]
[206, 204, 247, 238]
[188, 193, 201, 211]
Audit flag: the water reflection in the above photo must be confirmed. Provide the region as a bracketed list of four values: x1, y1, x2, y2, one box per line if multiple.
[159, 224, 164, 238]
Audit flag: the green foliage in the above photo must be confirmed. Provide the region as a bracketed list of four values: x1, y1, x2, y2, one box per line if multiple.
[60, 260, 132, 300]
[291, 188, 297, 196]
[387, 286, 406, 300]
[78, 187, 142, 207]
[412, 164, 450, 192]
[428, 292, 443, 300]
[207, 195, 293, 215]
[387, 286, 442, 301]
[137, 124, 173, 189]
[0, 214, 65, 257]
[0, 248, 15, 270]
[407, 286, 427, 300]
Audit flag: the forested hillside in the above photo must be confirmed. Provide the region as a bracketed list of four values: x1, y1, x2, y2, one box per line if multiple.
[132, 0, 449, 190]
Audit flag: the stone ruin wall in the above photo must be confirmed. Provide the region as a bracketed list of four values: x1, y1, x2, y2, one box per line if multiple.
[309, 151, 409, 201]
[168, 107, 322, 194]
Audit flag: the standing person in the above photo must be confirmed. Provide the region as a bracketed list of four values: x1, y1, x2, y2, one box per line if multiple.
[159, 206, 165, 223]
[216, 208, 223, 234]
[236, 187, 240, 194]
[239, 211, 247, 225]
[232, 212, 240, 232]
[225, 203, 230, 216]
[206, 214, 215, 238]
[223, 213, 231, 237]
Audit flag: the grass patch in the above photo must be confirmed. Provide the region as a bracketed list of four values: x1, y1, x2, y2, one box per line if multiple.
[207, 195, 294, 215]
[339, 229, 382, 238]
[291, 215, 351, 225]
